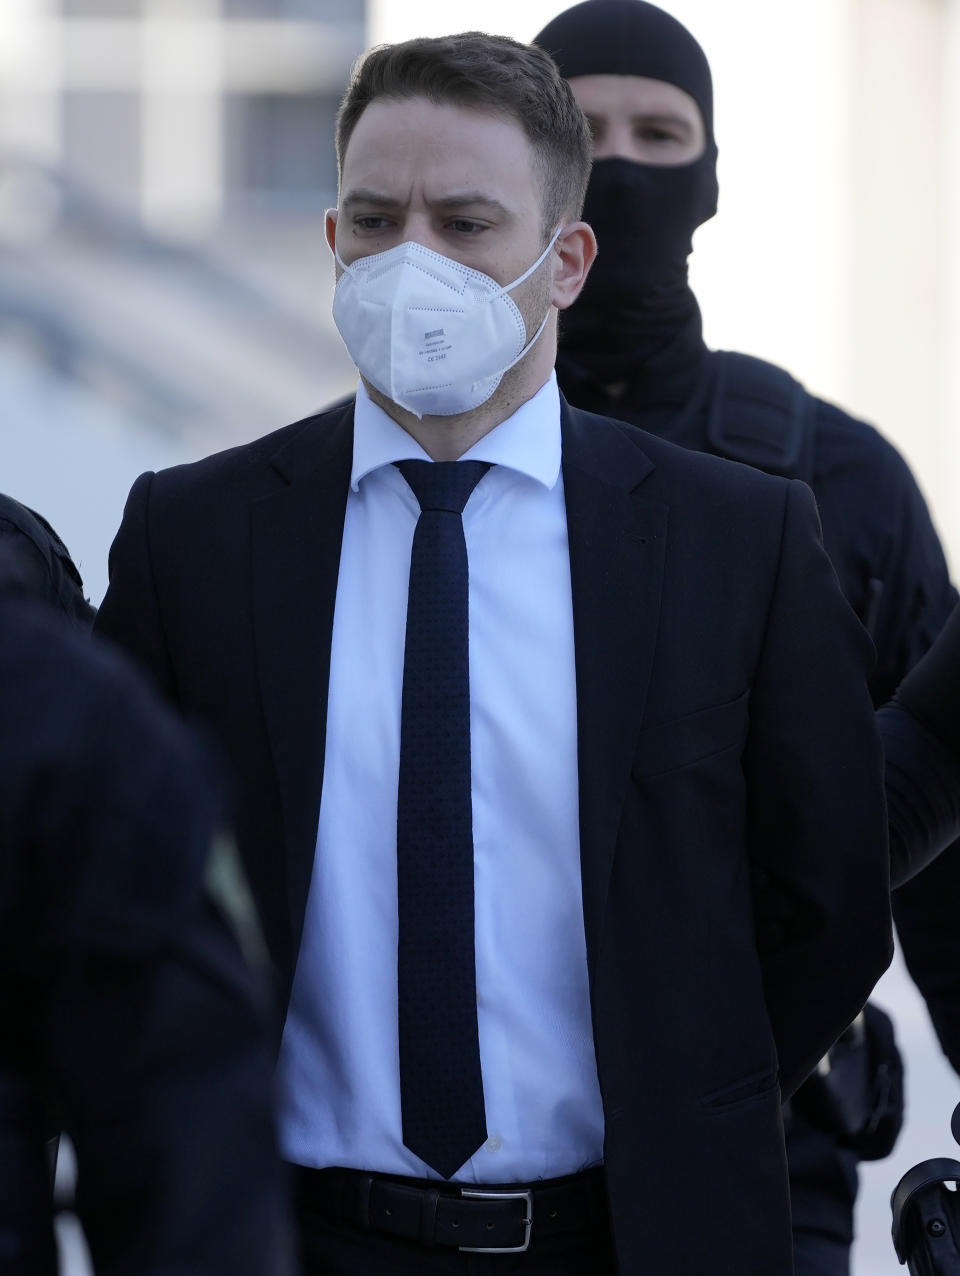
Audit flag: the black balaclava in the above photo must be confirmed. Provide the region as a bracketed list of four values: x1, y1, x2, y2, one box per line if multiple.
[535, 0, 718, 404]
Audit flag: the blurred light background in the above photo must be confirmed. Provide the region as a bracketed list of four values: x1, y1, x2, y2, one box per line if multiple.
[2, 2, 957, 1273]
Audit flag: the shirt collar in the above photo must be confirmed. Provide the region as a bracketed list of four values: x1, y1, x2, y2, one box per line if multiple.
[350, 375, 562, 492]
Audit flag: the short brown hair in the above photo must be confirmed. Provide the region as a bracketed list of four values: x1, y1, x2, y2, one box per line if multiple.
[335, 32, 592, 234]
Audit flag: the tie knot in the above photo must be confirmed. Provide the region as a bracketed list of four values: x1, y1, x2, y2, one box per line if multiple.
[396, 460, 491, 514]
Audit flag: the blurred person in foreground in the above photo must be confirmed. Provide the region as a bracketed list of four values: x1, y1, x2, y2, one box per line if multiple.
[533, 2, 956, 1269]
[95, 31, 890, 1275]
[0, 529, 293, 1275]
[0, 494, 96, 627]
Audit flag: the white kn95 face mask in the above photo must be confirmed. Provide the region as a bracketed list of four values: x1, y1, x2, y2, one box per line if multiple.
[331, 228, 563, 418]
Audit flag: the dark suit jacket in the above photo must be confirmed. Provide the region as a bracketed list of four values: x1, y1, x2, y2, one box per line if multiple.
[95, 397, 892, 1275]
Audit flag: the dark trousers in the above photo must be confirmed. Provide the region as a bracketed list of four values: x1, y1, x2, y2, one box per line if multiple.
[299, 1214, 617, 1275]
[787, 1116, 857, 1276]
[792, 1230, 850, 1276]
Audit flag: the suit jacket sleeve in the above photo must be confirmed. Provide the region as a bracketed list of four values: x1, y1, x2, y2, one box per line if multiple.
[746, 479, 892, 1099]
[95, 470, 177, 699]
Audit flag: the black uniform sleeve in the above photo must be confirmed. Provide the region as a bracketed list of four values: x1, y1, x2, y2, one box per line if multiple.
[874, 471, 960, 1071]
[882, 704, 960, 889]
[885, 602, 960, 1069]
[894, 845, 960, 1075]
[881, 600, 960, 887]
[846, 426, 956, 707]
[893, 600, 960, 753]
[3, 603, 293, 1276]
[815, 411, 960, 1075]
[810, 405, 957, 707]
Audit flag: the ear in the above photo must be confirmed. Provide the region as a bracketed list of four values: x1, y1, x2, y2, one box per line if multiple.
[325, 208, 338, 256]
[550, 222, 598, 311]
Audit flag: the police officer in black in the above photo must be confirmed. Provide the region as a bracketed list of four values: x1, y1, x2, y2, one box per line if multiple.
[0, 511, 293, 1275]
[0, 495, 96, 629]
[533, 3, 956, 1271]
[881, 600, 960, 886]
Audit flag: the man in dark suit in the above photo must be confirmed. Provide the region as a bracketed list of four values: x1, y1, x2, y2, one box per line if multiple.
[96, 31, 892, 1275]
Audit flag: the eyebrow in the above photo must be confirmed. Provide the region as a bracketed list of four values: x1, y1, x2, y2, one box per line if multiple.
[340, 189, 512, 219]
[340, 189, 401, 212]
[428, 193, 511, 218]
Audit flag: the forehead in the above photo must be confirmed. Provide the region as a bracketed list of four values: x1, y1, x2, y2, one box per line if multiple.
[567, 73, 702, 128]
[340, 96, 540, 207]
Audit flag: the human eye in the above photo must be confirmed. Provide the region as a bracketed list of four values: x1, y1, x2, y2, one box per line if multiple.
[352, 214, 394, 233]
[637, 124, 682, 146]
[634, 115, 694, 151]
[446, 218, 488, 236]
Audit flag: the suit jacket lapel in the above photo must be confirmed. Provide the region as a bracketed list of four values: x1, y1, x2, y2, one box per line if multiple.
[251, 401, 353, 951]
[249, 396, 664, 970]
[562, 401, 667, 979]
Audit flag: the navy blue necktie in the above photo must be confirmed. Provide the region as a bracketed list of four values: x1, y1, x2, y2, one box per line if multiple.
[395, 459, 490, 1180]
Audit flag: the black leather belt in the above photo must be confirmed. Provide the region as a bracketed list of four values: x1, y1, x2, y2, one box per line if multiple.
[295, 1164, 607, 1254]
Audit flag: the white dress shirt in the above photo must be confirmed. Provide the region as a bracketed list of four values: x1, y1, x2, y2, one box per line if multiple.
[277, 374, 605, 1182]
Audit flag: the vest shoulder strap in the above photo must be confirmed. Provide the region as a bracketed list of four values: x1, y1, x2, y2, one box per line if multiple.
[706, 350, 816, 483]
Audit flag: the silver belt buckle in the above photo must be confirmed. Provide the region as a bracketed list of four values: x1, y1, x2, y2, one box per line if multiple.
[458, 1187, 533, 1253]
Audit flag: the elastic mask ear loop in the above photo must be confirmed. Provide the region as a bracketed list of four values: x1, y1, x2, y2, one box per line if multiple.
[327, 208, 352, 278]
[332, 229, 377, 278]
[334, 245, 357, 277]
[490, 308, 552, 385]
[479, 227, 566, 384]
[500, 226, 564, 296]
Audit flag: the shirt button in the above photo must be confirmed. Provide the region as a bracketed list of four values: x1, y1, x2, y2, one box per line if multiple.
[486, 1135, 503, 1152]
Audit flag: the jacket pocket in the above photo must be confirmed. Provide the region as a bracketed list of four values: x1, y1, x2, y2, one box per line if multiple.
[633, 688, 750, 780]
[699, 1068, 780, 1113]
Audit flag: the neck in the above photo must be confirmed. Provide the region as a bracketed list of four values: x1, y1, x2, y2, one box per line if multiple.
[364, 331, 556, 461]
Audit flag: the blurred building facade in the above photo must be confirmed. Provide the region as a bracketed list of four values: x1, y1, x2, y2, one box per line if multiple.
[5, 0, 362, 230]
[0, 0, 365, 600]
